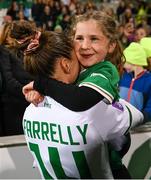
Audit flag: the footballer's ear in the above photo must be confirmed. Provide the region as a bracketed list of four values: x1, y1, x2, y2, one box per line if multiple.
[108, 42, 116, 53]
[60, 57, 71, 74]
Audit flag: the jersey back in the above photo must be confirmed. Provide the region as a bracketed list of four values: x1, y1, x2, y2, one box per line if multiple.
[23, 96, 131, 179]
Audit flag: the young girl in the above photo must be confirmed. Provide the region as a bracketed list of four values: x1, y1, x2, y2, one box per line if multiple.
[11, 14, 143, 178]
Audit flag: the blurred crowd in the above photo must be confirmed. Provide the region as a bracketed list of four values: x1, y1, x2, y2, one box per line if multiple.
[1, 0, 151, 47]
[0, 0, 151, 137]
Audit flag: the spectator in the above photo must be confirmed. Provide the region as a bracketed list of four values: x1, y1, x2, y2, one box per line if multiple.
[118, 22, 135, 48]
[60, 14, 71, 31]
[40, 5, 53, 31]
[140, 37, 151, 71]
[17, 10, 28, 21]
[119, 42, 151, 122]
[0, 22, 33, 136]
[121, 7, 135, 24]
[116, 0, 126, 22]
[55, 4, 71, 31]
[31, 0, 44, 28]
[134, 24, 148, 42]
[6, 0, 19, 21]
[51, 1, 62, 25]
[18, 2, 30, 20]
[135, 1, 147, 26]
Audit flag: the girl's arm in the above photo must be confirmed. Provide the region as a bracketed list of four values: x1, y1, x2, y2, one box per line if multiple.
[33, 76, 104, 111]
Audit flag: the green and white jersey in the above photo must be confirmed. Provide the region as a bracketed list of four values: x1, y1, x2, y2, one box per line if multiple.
[78, 61, 120, 103]
[23, 96, 143, 179]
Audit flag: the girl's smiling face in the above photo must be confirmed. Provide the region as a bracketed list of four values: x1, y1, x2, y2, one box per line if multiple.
[74, 20, 116, 68]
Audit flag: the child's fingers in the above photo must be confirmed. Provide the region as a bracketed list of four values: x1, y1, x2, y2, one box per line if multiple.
[22, 81, 34, 95]
[25, 90, 44, 104]
[25, 91, 36, 103]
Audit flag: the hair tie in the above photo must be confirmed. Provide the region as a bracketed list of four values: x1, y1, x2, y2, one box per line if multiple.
[24, 31, 41, 55]
[16, 38, 28, 44]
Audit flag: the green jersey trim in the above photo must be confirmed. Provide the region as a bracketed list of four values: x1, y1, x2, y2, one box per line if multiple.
[79, 82, 114, 103]
[90, 72, 108, 80]
[124, 105, 132, 135]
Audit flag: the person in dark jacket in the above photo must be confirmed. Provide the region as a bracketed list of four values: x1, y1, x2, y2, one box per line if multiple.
[0, 22, 33, 136]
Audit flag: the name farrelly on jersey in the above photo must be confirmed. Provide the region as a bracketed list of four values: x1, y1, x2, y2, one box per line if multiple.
[22, 97, 131, 179]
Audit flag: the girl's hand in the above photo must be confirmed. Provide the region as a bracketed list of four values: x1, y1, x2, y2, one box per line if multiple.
[22, 81, 34, 96]
[25, 90, 44, 106]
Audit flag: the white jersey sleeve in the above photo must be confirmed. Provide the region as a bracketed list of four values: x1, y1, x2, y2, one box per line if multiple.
[119, 98, 144, 128]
